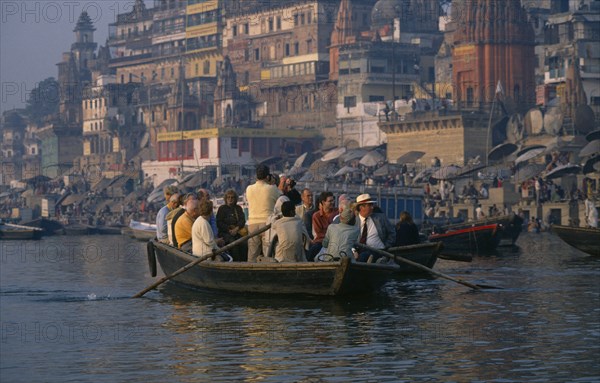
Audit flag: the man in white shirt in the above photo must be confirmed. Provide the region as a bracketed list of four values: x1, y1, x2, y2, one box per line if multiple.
[245, 164, 281, 262]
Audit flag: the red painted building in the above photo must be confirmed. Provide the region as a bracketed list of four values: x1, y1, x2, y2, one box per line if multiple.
[452, 0, 536, 110]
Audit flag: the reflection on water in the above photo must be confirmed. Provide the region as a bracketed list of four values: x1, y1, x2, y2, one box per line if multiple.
[1, 233, 599, 382]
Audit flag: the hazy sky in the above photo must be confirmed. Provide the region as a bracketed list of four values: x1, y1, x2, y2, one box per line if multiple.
[0, 0, 150, 114]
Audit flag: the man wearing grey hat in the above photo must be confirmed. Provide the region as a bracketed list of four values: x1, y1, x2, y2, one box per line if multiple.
[354, 193, 395, 262]
[322, 207, 359, 260]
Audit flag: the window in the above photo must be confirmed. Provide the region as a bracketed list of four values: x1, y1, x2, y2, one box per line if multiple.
[163, 109, 167, 120]
[151, 111, 155, 122]
[300, 14, 305, 25]
[285, 44, 290, 56]
[244, 49, 249, 62]
[466, 87, 474, 106]
[231, 137, 238, 149]
[268, 17, 273, 31]
[293, 14, 298, 26]
[371, 66, 385, 73]
[195, 63, 199, 75]
[232, 25, 237, 36]
[255, 48, 260, 61]
[240, 138, 249, 152]
[200, 138, 209, 159]
[129, 73, 133, 83]
[369, 96, 385, 102]
[171, 68, 175, 78]
[307, 39, 313, 53]
[307, 12, 312, 24]
[204, 60, 210, 74]
[294, 42, 299, 55]
[276, 16, 281, 30]
[344, 96, 356, 109]
[161, 68, 165, 79]
[243, 23, 249, 34]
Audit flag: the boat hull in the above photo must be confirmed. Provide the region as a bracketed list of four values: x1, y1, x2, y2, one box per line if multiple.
[152, 241, 408, 296]
[0, 223, 44, 240]
[552, 225, 600, 256]
[429, 224, 501, 256]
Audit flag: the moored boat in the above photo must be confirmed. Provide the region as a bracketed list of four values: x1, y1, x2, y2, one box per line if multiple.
[0, 223, 44, 240]
[20, 218, 64, 236]
[129, 220, 156, 241]
[430, 215, 522, 247]
[148, 240, 439, 296]
[429, 223, 501, 256]
[552, 225, 600, 256]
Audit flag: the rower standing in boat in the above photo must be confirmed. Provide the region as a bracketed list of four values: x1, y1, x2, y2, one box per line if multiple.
[246, 164, 281, 262]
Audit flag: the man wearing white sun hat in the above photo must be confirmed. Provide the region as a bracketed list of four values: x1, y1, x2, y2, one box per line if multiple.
[354, 193, 395, 263]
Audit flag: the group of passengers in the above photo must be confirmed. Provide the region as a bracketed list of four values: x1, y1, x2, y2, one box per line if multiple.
[156, 164, 420, 263]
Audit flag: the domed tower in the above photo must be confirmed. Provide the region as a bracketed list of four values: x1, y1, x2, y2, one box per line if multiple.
[71, 11, 97, 83]
[452, 0, 535, 110]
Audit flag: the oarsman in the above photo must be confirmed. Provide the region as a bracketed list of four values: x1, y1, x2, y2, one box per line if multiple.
[245, 164, 281, 262]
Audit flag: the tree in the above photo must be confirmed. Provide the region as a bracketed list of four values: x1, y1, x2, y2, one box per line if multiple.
[25, 77, 60, 125]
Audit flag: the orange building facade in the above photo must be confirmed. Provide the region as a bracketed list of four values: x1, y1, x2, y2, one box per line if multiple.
[452, 0, 536, 110]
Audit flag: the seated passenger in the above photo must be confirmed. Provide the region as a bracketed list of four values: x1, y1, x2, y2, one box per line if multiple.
[191, 200, 222, 260]
[322, 207, 359, 260]
[269, 201, 309, 262]
[394, 211, 421, 247]
[174, 196, 199, 252]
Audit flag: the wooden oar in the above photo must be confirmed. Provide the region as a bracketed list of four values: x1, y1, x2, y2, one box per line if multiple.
[133, 224, 271, 298]
[355, 243, 497, 290]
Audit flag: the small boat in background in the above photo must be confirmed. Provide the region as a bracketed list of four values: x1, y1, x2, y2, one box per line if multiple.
[20, 218, 64, 236]
[63, 224, 97, 236]
[129, 220, 156, 241]
[428, 215, 522, 247]
[552, 225, 600, 256]
[429, 223, 501, 257]
[0, 222, 44, 240]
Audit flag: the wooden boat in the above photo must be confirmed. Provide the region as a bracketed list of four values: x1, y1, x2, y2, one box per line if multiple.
[429, 223, 501, 256]
[148, 240, 440, 296]
[430, 215, 522, 247]
[21, 218, 64, 236]
[96, 224, 125, 235]
[63, 224, 96, 235]
[0, 223, 44, 240]
[385, 242, 441, 270]
[129, 220, 156, 241]
[552, 225, 600, 256]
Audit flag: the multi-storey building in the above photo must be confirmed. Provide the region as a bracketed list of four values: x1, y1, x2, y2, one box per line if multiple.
[78, 75, 144, 172]
[0, 111, 26, 185]
[334, 0, 440, 148]
[452, 0, 536, 111]
[223, 0, 339, 140]
[541, 0, 600, 129]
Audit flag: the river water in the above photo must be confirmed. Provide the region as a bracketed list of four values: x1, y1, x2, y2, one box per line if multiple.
[1, 232, 599, 382]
